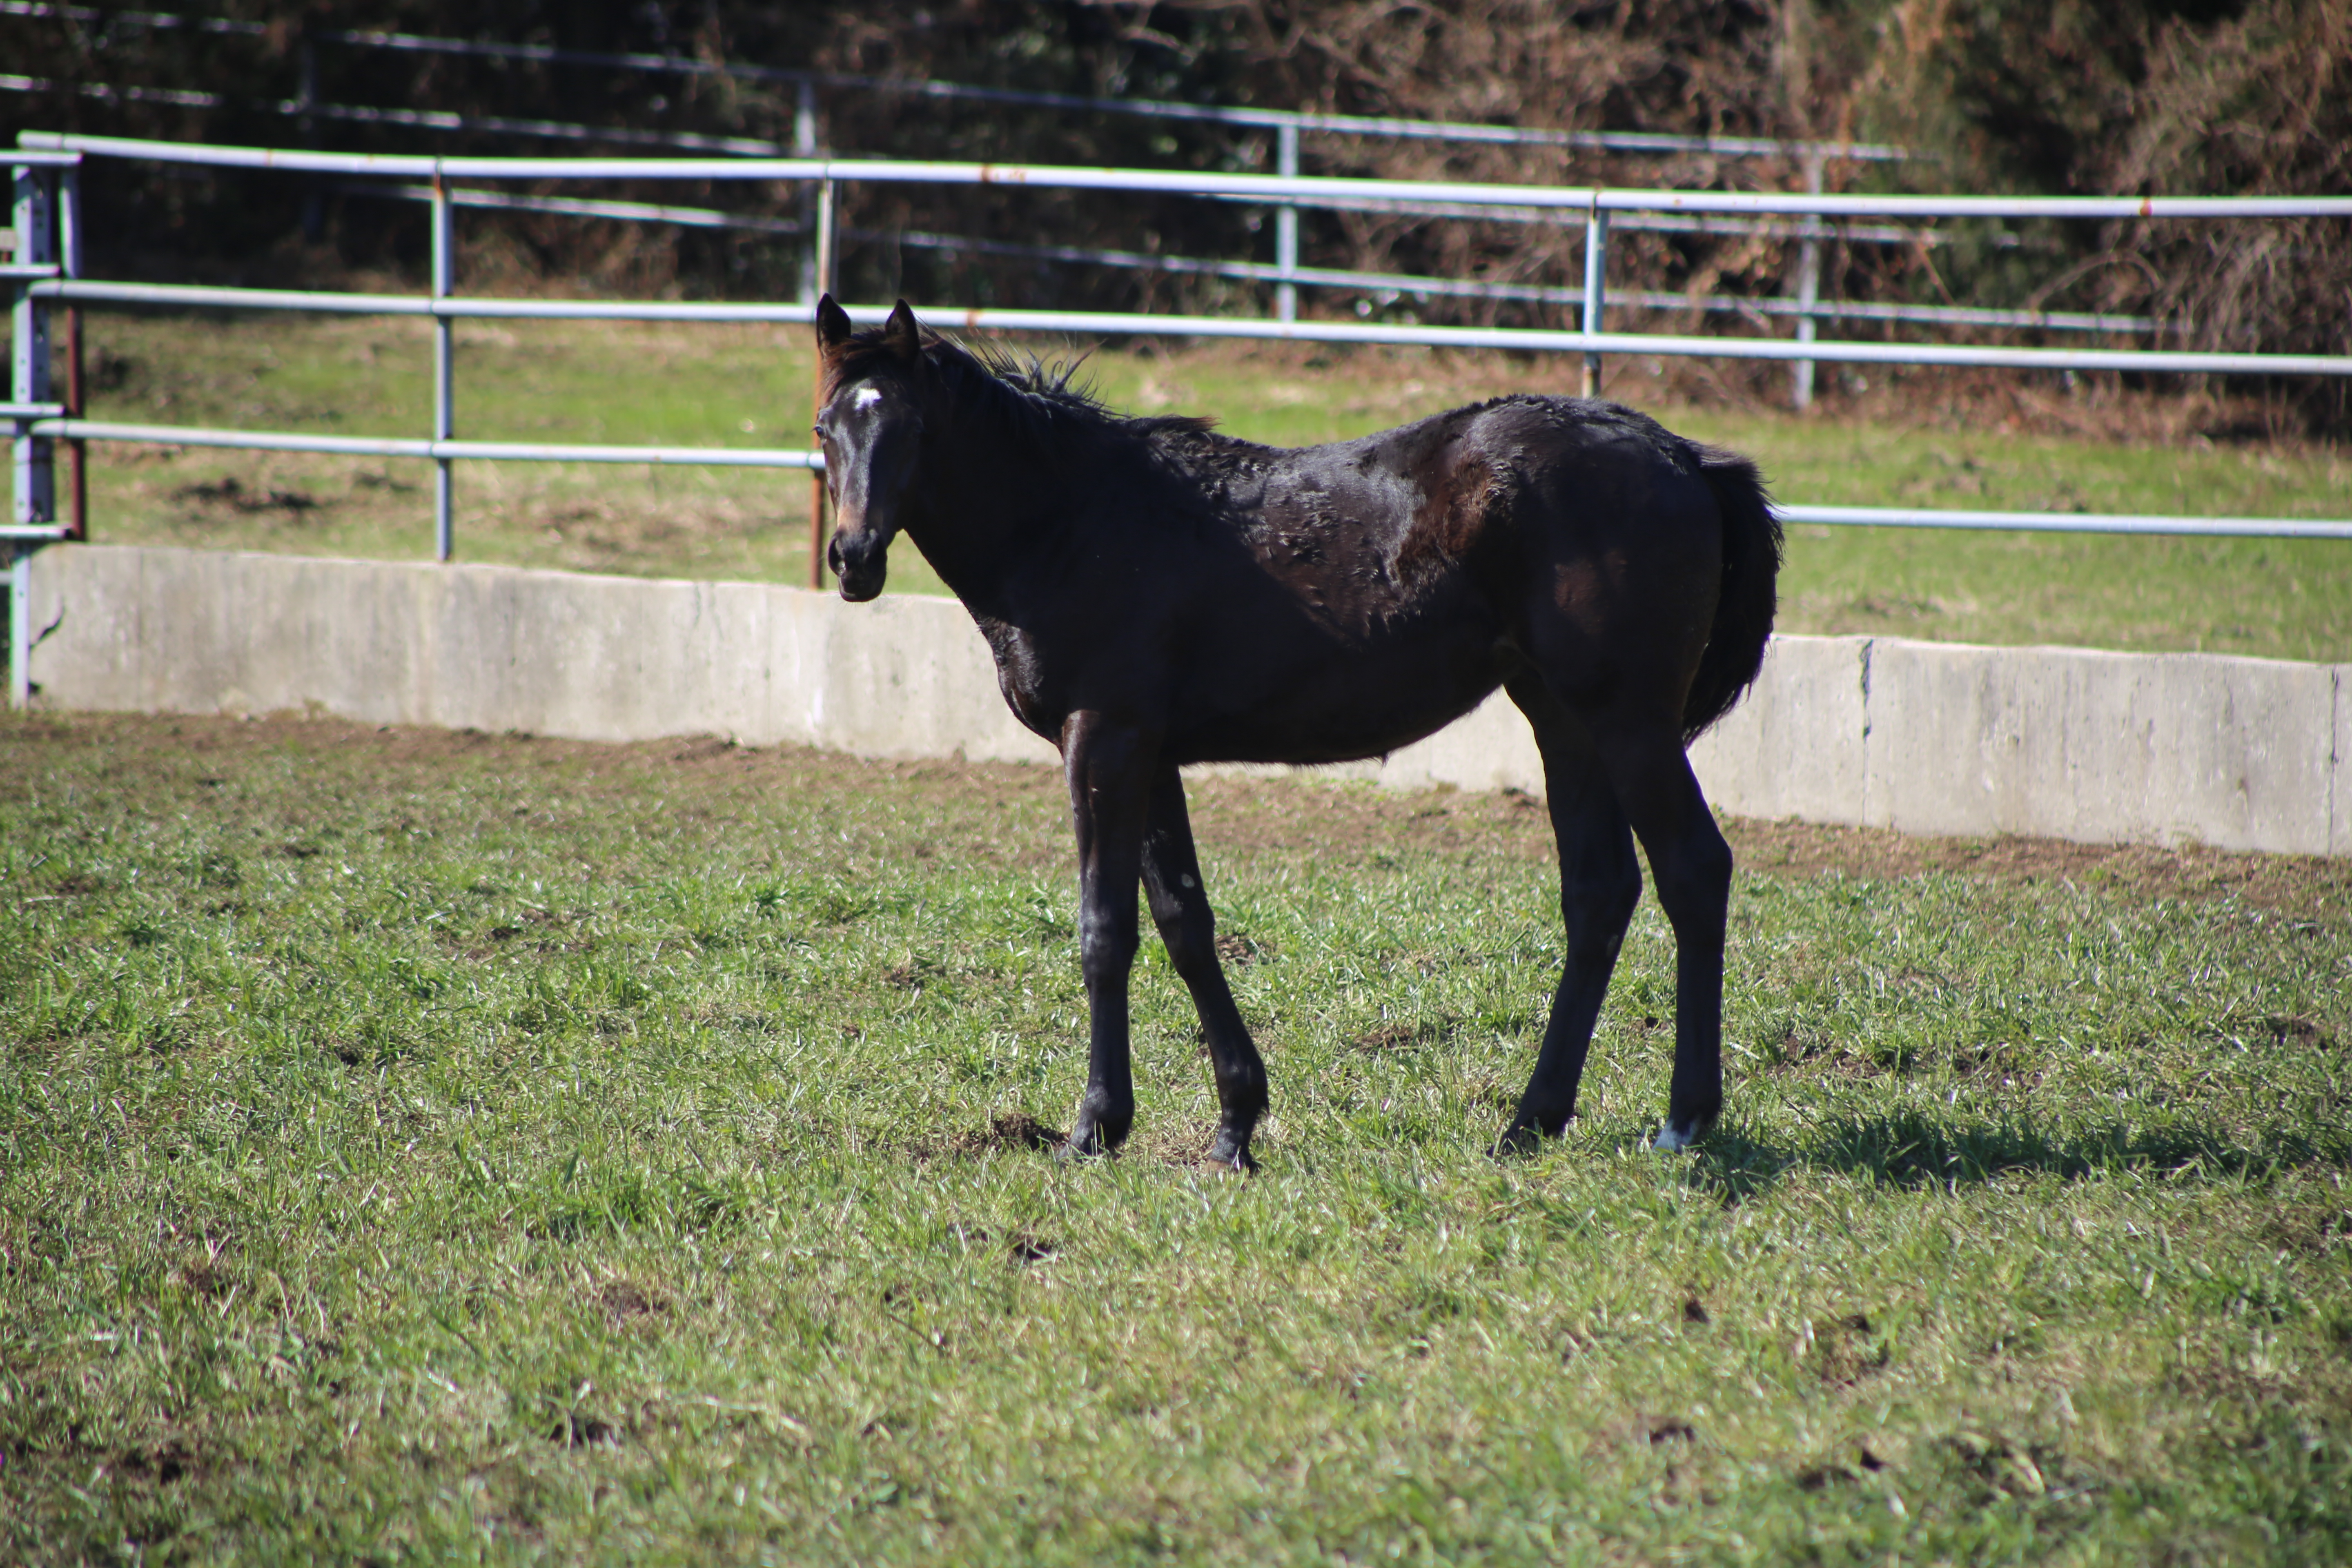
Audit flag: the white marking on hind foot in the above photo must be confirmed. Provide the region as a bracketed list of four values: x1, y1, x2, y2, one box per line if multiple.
[1652, 1123, 1696, 1154]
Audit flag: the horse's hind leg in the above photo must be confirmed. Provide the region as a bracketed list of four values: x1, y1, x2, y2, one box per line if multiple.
[1497, 673, 1643, 1154]
[1141, 764, 1267, 1172]
[1589, 713, 1733, 1152]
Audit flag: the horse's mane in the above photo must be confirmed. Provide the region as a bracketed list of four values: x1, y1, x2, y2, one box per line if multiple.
[825, 325, 1221, 462]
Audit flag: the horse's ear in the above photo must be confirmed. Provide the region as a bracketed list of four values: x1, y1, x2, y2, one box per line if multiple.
[815, 293, 853, 355]
[882, 299, 922, 365]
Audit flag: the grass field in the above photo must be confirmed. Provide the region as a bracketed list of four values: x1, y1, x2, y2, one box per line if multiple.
[33, 312, 2352, 663]
[4, 712, 2349, 1563]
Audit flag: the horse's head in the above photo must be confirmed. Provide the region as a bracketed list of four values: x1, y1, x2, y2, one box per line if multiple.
[813, 295, 929, 602]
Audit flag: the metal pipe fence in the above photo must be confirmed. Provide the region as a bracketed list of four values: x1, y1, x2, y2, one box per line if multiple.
[29, 133, 2352, 218]
[9, 125, 2328, 337]
[29, 278, 2346, 376]
[3, 0, 1917, 344]
[0, 2, 2223, 405]
[352, 185, 1991, 331]
[4, 2, 1922, 355]
[9, 133, 2352, 710]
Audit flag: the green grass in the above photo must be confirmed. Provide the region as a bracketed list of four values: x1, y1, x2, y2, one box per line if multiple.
[4, 713, 2350, 1564]
[33, 312, 2352, 662]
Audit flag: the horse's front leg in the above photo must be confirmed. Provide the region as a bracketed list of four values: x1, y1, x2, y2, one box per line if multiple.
[1059, 710, 1158, 1158]
[1140, 764, 1267, 1172]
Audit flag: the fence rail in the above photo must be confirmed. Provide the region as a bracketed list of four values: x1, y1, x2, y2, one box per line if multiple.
[24, 280, 2339, 378]
[9, 133, 2352, 708]
[329, 180, 2160, 336]
[24, 133, 2352, 219]
[27, 419, 826, 470]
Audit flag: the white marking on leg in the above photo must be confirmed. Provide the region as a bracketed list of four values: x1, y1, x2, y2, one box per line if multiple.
[1653, 1123, 1694, 1153]
[1180, 874, 1196, 888]
[853, 386, 883, 410]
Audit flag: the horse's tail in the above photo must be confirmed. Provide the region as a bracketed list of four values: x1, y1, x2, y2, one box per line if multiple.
[1681, 445, 1784, 743]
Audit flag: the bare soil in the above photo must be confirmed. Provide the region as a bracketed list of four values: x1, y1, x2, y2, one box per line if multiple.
[7, 711, 2345, 915]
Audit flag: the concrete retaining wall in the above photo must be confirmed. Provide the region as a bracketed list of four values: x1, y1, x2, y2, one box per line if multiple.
[21, 543, 2348, 856]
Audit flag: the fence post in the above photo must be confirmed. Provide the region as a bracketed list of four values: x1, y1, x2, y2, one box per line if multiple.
[12, 161, 55, 537]
[807, 177, 837, 590]
[431, 175, 454, 561]
[60, 163, 85, 541]
[1275, 121, 1299, 324]
[1792, 148, 1824, 411]
[1580, 197, 1607, 398]
[794, 80, 820, 304]
[7, 160, 51, 710]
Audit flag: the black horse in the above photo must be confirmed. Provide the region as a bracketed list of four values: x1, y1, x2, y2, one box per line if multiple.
[813, 298, 1781, 1171]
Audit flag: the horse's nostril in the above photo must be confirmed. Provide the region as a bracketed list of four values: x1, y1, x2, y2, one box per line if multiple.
[826, 537, 845, 578]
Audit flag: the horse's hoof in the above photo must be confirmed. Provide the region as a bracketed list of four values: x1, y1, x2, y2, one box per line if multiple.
[1651, 1122, 1701, 1154]
[1491, 1121, 1552, 1159]
[1200, 1143, 1256, 1176]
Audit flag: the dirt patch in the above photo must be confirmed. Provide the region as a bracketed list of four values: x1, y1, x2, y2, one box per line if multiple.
[934, 1220, 1061, 1266]
[912, 1111, 1064, 1162]
[1132, 1119, 1245, 1171]
[1796, 1443, 1891, 1491]
[1214, 932, 1272, 966]
[1352, 1022, 1426, 1053]
[1805, 1313, 1891, 1390]
[1007, 1231, 1058, 1265]
[1723, 815, 2352, 912]
[1761, 1027, 1912, 1082]
[1938, 1432, 2097, 1505]
[547, 1411, 622, 1449]
[591, 1280, 667, 1325]
[975, 1111, 1062, 1154]
[1352, 1007, 1467, 1052]
[2266, 1014, 2333, 1048]
[172, 476, 321, 516]
[108, 1442, 199, 1486]
[6, 711, 2345, 910]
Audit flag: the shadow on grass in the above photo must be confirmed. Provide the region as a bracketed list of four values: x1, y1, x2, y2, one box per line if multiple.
[1688, 1109, 2352, 1205]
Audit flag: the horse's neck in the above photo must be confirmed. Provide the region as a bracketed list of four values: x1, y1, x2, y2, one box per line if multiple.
[905, 424, 1071, 615]
[905, 514, 1016, 615]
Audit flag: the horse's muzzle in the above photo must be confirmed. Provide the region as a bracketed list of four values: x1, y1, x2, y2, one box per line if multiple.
[829, 532, 887, 602]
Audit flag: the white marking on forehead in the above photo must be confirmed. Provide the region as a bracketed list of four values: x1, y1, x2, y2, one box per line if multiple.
[853, 386, 884, 410]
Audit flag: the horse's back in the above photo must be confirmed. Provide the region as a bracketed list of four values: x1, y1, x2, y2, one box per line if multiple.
[1265, 395, 1743, 732]
[1014, 393, 1764, 764]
